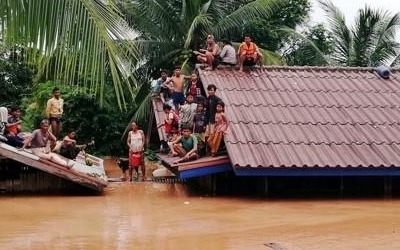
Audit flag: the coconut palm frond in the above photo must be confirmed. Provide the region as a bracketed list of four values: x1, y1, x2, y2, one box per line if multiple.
[319, 0, 352, 65]
[1, 0, 140, 109]
[183, 13, 213, 48]
[133, 93, 152, 128]
[259, 48, 285, 65]
[389, 53, 400, 67]
[370, 13, 400, 66]
[279, 27, 332, 65]
[213, 0, 281, 37]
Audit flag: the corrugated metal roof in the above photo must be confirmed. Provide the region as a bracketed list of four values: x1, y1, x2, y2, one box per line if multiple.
[198, 66, 400, 169]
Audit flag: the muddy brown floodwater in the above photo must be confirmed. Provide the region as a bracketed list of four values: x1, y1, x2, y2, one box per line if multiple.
[0, 160, 399, 250]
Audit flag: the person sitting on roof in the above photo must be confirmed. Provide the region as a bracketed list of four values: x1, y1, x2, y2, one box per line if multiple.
[171, 125, 198, 164]
[0, 107, 7, 142]
[5, 106, 26, 148]
[194, 35, 221, 70]
[59, 128, 93, 160]
[218, 39, 237, 67]
[237, 34, 263, 72]
[21, 119, 74, 168]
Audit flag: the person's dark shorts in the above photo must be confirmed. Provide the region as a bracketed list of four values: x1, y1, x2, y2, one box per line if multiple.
[220, 61, 236, 66]
[171, 91, 185, 105]
[49, 116, 62, 124]
[243, 58, 256, 66]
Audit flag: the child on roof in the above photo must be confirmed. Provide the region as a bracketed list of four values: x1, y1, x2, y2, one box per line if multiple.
[207, 101, 228, 157]
[171, 125, 198, 163]
[193, 101, 207, 156]
[186, 73, 203, 103]
[179, 93, 197, 131]
[157, 103, 179, 141]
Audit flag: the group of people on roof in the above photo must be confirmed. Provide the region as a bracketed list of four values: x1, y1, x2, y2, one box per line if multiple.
[0, 88, 93, 169]
[194, 34, 263, 72]
[153, 67, 228, 164]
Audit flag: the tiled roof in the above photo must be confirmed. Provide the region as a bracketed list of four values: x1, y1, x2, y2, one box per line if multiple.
[198, 66, 400, 169]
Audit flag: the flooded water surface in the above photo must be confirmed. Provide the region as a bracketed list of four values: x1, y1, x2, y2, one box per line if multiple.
[1, 181, 400, 250]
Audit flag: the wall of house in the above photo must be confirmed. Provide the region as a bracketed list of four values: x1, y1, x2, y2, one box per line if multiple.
[0, 159, 95, 194]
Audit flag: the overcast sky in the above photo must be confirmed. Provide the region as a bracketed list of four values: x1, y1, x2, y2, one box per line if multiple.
[310, 0, 400, 25]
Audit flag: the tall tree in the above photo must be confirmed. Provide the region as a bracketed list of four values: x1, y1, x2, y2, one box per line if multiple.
[319, 0, 400, 67]
[229, 0, 311, 52]
[119, 0, 282, 74]
[0, 0, 140, 108]
[283, 24, 334, 66]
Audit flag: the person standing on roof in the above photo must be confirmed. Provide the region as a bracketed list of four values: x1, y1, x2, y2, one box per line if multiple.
[164, 66, 190, 112]
[46, 87, 64, 139]
[154, 70, 172, 103]
[205, 84, 222, 137]
[157, 103, 179, 141]
[237, 34, 263, 72]
[186, 72, 203, 103]
[207, 101, 228, 156]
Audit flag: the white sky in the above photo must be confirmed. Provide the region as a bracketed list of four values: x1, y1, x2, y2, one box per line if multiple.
[310, 0, 400, 25]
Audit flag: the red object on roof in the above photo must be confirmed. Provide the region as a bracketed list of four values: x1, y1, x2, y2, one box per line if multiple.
[198, 66, 400, 169]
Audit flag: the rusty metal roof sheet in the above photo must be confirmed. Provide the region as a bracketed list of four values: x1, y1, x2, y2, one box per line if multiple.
[198, 66, 400, 169]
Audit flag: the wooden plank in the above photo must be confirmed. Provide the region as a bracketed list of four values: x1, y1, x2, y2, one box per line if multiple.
[152, 98, 168, 141]
[157, 153, 230, 171]
[0, 142, 107, 192]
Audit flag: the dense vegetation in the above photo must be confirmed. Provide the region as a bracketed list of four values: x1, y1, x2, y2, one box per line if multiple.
[1, 0, 400, 157]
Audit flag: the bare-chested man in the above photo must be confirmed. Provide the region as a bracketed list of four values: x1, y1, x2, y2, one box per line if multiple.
[165, 67, 190, 111]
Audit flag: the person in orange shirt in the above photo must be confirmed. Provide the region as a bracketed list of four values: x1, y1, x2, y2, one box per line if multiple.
[237, 35, 263, 72]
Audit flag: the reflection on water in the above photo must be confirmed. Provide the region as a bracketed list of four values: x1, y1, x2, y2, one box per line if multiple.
[1, 182, 400, 250]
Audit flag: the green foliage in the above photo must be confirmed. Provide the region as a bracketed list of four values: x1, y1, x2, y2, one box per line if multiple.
[21, 82, 132, 157]
[119, 0, 282, 72]
[0, 46, 34, 107]
[229, 0, 311, 51]
[144, 148, 158, 162]
[319, 0, 400, 67]
[284, 24, 334, 66]
[1, 0, 140, 109]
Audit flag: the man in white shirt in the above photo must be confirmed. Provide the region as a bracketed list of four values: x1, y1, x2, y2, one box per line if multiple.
[219, 39, 237, 67]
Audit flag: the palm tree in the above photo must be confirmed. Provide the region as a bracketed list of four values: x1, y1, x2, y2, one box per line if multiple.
[0, 0, 140, 109]
[120, 0, 282, 71]
[118, 0, 283, 128]
[319, 0, 400, 67]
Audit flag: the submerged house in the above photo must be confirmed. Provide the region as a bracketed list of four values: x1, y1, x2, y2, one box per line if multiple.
[154, 66, 400, 193]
